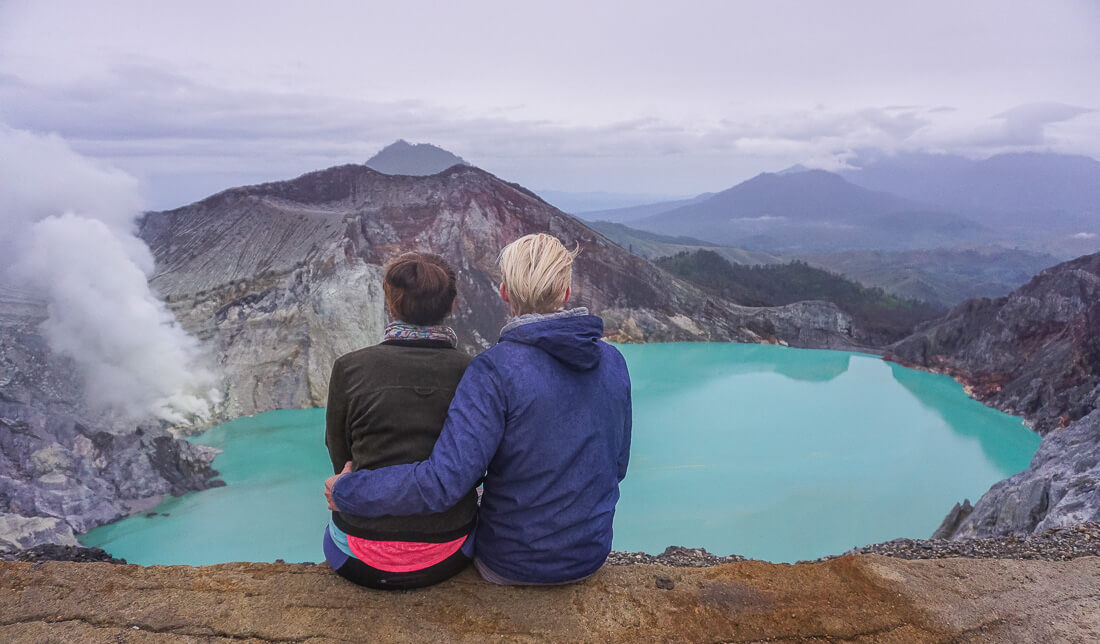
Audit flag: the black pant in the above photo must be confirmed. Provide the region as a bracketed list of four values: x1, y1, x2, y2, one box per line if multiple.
[332, 546, 471, 590]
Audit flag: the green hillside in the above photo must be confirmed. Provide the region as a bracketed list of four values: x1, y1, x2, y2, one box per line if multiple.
[657, 250, 943, 342]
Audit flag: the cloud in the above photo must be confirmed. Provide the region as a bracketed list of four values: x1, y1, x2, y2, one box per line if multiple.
[0, 63, 1095, 202]
[1, 125, 221, 425]
[992, 102, 1095, 146]
[909, 102, 1095, 154]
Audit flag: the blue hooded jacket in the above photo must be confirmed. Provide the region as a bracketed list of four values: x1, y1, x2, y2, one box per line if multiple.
[332, 312, 632, 583]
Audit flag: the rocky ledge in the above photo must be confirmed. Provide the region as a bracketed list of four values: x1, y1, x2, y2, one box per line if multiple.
[2, 555, 1098, 642]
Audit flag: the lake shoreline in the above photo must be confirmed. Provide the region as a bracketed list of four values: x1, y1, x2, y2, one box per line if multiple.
[77, 347, 1039, 565]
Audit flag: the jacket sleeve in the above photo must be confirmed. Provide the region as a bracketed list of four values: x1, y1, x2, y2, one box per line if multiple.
[617, 387, 632, 482]
[332, 354, 506, 517]
[324, 359, 352, 475]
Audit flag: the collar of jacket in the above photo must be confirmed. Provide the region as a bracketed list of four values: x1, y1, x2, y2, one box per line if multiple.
[500, 307, 590, 335]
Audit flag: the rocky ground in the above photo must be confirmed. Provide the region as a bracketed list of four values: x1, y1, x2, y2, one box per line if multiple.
[608, 523, 1100, 566]
[837, 522, 1100, 562]
[606, 545, 748, 567]
[2, 554, 1098, 642]
[0, 544, 125, 564]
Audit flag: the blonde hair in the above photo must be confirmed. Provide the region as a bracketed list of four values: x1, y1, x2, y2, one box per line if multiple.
[498, 233, 579, 315]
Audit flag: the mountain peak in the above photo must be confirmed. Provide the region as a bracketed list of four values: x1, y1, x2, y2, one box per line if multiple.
[365, 140, 468, 176]
[776, 164, 812, 175]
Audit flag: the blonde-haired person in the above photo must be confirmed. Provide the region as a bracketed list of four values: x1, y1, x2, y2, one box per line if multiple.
[329, 233, 632, 586]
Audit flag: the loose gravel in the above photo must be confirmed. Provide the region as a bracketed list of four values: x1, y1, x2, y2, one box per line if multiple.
[608, 523, 1100, 567]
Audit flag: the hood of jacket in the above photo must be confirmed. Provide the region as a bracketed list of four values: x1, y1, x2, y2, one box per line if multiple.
[500, 313, 605, 371]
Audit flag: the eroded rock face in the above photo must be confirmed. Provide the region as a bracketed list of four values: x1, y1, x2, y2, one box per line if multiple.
[0, 286, 222, 549]
[0, 514, 77, 551]
[888, 252, 1100, 435]
[936, 411, 1100, 539]
[139, 164, 868, 424]
[888, 253, 1100, 539]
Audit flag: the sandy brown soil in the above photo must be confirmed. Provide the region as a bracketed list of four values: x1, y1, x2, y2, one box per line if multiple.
[2, 555, 1098, 642]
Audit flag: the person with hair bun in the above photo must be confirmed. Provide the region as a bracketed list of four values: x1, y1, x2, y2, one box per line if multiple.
[321, 251, 476, 590]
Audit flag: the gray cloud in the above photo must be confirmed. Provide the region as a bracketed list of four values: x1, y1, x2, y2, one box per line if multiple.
[993, 102, 1095, 145]
[2, 65, 1043, 202]
[0, 1, 1096, 202]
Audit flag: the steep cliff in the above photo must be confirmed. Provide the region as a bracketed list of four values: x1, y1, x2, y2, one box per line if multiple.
[889, 252, 1099, 434]
[139, 163, 868, 423]
[887, 253, 1100, 538]
[0, 286, 222, 550]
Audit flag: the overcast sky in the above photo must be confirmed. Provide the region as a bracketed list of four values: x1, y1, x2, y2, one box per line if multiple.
[1, 0, 1097, 209]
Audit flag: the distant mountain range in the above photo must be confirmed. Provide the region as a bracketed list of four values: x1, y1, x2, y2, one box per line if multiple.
[586, 221, 783, 266]
[358, 141, 1093, 302]
[574, 192, 714, 223]
[365, 142, 1099, 256]
[840, 151, 1100, 229]
[593, 219, 1059, 308]
[536, 190, 692, 215]
[569, 152, 1099, 256]
[629, 169, 989, 253]
[365, 139, 468, 176]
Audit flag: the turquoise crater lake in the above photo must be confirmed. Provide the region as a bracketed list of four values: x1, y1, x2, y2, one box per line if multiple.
[82, 343, 1040, 564]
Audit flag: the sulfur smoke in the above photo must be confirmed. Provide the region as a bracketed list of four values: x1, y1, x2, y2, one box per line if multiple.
[0, 125, 220, 425]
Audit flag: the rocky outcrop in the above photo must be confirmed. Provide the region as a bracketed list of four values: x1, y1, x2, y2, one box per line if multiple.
[3, 555, 1099, 642]
[139, 163, 870, 424]
[0, 286, 222, 549]
[934, 411, 1100, 539]
[0, 514, 77, 551]
[887, 253, 1100, 540]
[888, 252, 1100, 435]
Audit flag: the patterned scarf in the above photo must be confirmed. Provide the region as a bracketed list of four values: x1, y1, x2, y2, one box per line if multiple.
[384, 321, 459, 347]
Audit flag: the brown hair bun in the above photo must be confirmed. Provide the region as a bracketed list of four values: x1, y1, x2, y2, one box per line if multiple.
[383, 252, 458, 325]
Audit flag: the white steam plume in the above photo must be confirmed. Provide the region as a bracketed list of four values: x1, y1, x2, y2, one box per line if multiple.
[1, 125, 220, 424]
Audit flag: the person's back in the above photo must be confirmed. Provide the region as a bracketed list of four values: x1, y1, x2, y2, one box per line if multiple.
[331, 234, 632, 585]
[468, 311, 630, 582]
[327, 341, 475, 541]
[322, 252, 477, 589]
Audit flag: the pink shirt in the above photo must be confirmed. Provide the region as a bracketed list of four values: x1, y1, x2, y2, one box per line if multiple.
[345, 534, 467, 573]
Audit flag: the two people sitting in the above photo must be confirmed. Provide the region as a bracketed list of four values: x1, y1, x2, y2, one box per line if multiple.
[322, 233, 633, 589]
